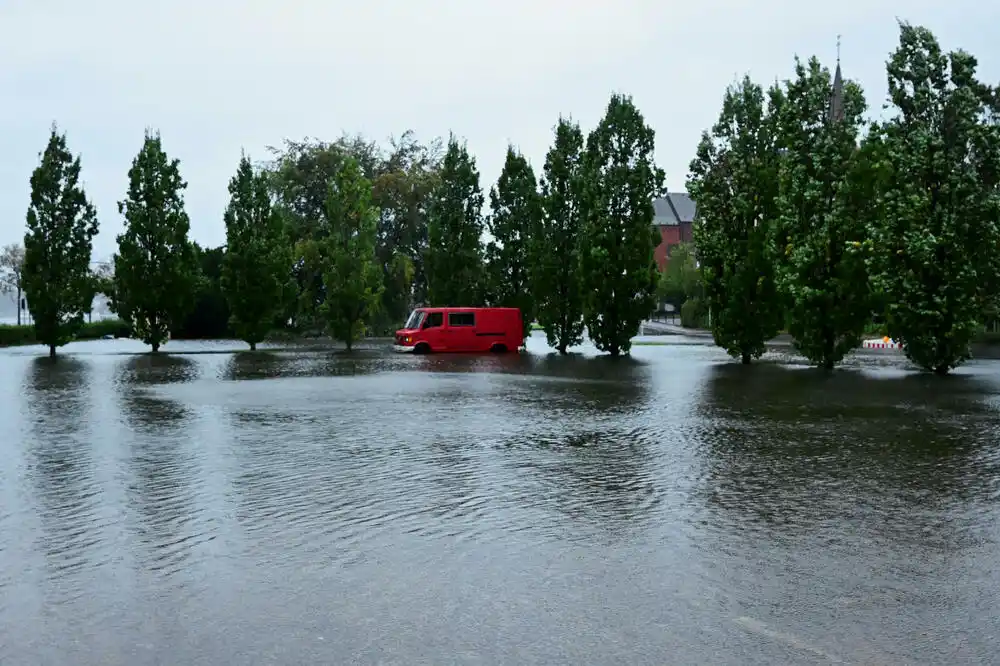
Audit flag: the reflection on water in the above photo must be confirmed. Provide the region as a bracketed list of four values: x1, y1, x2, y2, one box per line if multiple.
[21, 358, 101, 597]
[1, 340, 999, 664]
[697, 364, 1000, 546]
[114, 355, 210, 578]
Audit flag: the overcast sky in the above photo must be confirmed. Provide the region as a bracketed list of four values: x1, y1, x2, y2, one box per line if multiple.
[0, 0, 996, 264]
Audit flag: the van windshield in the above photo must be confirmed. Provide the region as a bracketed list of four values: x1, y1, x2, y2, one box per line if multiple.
[404, 310, 425, 329]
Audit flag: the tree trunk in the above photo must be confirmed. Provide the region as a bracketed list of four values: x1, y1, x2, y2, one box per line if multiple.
[152, 341, 160, 353]
[49, 344, 56, 358]
[741, 351, 752, 364]
[16, 288, 22, 326]
[249, 341, 257, 351]
[345, 339, 353, 353]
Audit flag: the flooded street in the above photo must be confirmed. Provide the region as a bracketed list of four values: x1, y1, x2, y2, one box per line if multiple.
[2, 333, 999, 664]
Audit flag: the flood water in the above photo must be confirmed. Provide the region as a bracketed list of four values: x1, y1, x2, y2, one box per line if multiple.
[1, 332, 999, 665]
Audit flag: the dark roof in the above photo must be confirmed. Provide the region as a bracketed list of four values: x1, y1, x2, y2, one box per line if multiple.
[653, 192, 696, 226]
[828, 61, 845, 123]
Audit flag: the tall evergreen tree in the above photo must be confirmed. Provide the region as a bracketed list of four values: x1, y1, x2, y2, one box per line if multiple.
[866, 23, 1000, 374]
[772, 57, 871, 369]
[534, 117, 587, 353]
[486, 145, 540, 341]
[112, 131, 199, 352]
[22, 126, 99, 357]
[579, 95, 664, 357]
[424, 136, 485, 306]
[221, 154, 292, 350]
[690, 77, 786, 364]
[319, 157, 383, 351]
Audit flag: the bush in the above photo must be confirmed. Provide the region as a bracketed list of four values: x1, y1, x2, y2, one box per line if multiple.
[680, 298, 708, 329]
[0, 324, 35, 346]
[0, 318, 131, 347]
[78, 318, 132, 340]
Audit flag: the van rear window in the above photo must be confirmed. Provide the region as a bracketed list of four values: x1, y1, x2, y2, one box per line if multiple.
[448, 312, 475, 327]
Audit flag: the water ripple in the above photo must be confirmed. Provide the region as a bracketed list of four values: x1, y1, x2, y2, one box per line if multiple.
[2, 339, 1000, 664]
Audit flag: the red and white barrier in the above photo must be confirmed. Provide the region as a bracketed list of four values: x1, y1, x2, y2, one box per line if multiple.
[862, 338, 902, 350]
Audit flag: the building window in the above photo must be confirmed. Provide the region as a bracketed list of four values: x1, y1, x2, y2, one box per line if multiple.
[448, 312, 475, 327]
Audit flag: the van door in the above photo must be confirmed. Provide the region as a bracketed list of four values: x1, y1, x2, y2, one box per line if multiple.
[420, 311, 444, 350]
[445, 311, 476, 351]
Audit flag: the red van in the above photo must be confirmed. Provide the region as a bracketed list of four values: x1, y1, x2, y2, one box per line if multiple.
[393, 307, 523, 354]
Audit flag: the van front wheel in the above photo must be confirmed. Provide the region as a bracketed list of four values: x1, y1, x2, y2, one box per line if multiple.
[490, 343, 508, 353]
[413, 342, 431, 354]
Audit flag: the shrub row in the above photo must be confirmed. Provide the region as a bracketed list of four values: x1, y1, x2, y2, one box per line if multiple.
[0, 318, 132, 348]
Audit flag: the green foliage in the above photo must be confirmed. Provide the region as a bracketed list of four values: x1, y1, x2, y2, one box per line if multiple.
[772, 57, 871, 369]
[221, 154, 293, 350]
[173, 244, 231, 339]
[866, 23, 1000, 374]
[486, 146, 541, 341]
[265, 133, 443, 333]
[425, 135, 485, 306]
[112, 130, 199, 352]
[680, 297, 708, 329]
[579, 94, 664, 357]
[318, 158, 383, 350]
[22, 127, 100, 357]
[657, 242, 702, 309]
[690, 76, 785, 364]
[371, 132, 443, 328]
[0, 318, 130, 347]
[534, 117, 587, 354]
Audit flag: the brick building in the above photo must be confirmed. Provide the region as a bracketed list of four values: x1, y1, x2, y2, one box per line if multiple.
[653, 192, 696, 272]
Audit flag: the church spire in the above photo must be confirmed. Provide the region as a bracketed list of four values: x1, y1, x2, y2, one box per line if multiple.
[828, 35, 845, 123]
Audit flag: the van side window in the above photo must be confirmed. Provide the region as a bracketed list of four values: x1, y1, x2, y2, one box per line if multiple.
[423, 312, 443, 328]
[448, 312, 475, 327]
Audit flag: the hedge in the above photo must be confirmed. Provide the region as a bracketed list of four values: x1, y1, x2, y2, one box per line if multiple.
[0, 318, 132, 348]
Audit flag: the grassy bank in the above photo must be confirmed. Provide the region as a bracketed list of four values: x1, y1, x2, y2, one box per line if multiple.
[0, 319, 132, 348]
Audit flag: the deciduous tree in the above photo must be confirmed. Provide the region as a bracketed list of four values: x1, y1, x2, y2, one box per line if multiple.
[21, 127, 99, 357]
[113, 131, 199, 352]
[772, 57, 871, 369]
[579, 95, 664, 357]
[534, 117, 587, 353]
[866, 23, 1000, 374]
[424, 136, 485, 306]
[486, 145, 540, 341]
[657, 242, 702, 311]
[221, 154, 292, 350]
[319, 157, 383, 350]
[690, 77, 785, 364]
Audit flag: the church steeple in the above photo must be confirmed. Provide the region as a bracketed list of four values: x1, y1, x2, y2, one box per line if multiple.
[828, 35, 845, 123]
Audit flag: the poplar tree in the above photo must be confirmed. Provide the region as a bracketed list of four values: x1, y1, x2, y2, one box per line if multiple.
[533, 117, 587, 353]
[690, 77, 785, 364]
[579, 95, 664, 357]
[486, 145, 540, 341]
[424, 136, 485, 306]
[22, 126, 99, 357]
[113, 131, 198, 352]
[773, 57, 870, 369]
[866, 23, 1000, 374]
[221, 154, 292, 350]
[319, 157, 383, 351]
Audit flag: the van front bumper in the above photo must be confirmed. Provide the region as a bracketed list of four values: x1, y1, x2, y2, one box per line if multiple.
[392, 344, 416, 353]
